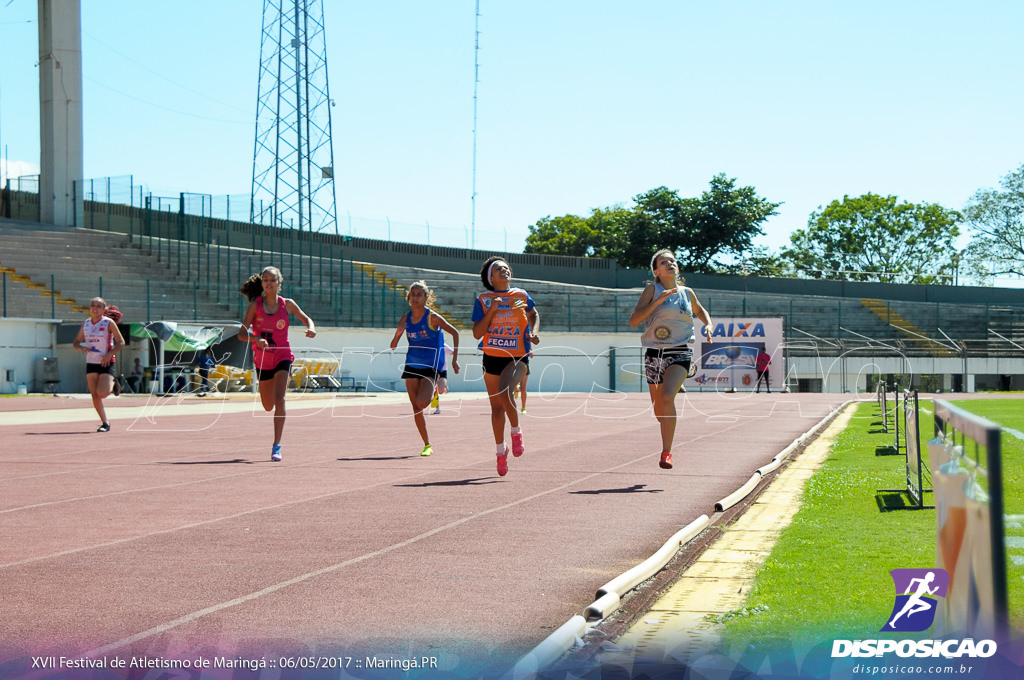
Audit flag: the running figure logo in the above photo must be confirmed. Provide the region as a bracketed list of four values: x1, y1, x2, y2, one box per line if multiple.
[882, 569, 949, 632]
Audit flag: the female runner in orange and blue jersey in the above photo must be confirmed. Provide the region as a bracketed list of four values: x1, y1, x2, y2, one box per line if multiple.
[472, 256, 540, 477]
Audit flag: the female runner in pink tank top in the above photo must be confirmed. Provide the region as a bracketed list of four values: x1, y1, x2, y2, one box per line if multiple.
[238, 266, 317, 462]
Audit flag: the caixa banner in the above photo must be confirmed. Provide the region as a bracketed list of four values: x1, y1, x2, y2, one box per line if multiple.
[689, 317, 784, 391]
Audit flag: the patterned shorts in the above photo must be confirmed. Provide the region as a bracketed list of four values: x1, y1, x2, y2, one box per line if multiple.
[644, 347, 692, 385]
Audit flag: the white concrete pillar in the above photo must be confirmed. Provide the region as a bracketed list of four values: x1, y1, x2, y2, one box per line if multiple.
[37, 0, 83, 226]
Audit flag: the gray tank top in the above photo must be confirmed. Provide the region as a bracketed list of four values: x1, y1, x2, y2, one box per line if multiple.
[640, 282, 696, 349]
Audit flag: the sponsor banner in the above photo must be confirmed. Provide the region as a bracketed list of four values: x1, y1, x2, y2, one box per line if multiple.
[688, 317, 783, 391]
[701, 341, 762, 369]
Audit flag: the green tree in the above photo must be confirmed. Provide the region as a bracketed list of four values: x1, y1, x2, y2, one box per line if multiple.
[585, 205, 634, 260]
[524, 175, 779, 271]
[963, 164, 1024, 281]
[611, 187, 685, 269]
[783, 193, 961, 284]
[674, 174, 781, 273]
[724, 246, 796, 278]
[523, 214, 601, 256]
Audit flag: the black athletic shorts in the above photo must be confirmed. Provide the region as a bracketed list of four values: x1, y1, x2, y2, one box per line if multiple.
[86, 362, 115, 376]
[482, 353, 528, 376]
[401, 365, 441, 381]
[255, 360, 292, 382]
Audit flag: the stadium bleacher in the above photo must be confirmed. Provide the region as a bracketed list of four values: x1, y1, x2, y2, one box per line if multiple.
[4, 216, 1024, 362]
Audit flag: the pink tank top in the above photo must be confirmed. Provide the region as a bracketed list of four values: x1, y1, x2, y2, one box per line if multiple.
[250, 296, 295, 370]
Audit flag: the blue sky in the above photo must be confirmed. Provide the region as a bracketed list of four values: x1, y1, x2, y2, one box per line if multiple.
[1, 1, 1022, 262]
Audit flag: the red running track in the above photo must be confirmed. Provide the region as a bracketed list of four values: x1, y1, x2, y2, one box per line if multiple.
[0, 390, 851, 678]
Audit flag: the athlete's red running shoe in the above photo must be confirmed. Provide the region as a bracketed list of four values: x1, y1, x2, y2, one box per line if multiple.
[511, 432, 524, 457]
[497, 446, 509, 476]
[659, 451, 673, 469]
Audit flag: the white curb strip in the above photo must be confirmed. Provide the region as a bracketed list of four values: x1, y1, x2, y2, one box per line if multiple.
[510, 615, 588, 678]
[513, 402, 852, 675]
[586, 515, 711, 621]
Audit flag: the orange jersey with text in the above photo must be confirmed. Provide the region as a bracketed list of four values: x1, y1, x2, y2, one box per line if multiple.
[472, 288, 535, 357]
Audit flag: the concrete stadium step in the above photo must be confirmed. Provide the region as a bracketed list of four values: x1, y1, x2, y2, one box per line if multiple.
[7, 218, 1017, 346]
[0, 222, 238, 321]
[861, 297, 958, 356]
[356, 261, 640, 332]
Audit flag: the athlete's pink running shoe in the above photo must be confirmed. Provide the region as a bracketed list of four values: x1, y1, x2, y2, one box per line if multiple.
[511, 432, 524, 457]
[496, 447, 509, 476]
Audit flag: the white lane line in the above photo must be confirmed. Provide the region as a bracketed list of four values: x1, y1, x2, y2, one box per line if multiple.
[80, 465, 614, 659]
[0, 468, 438, 569]
[78, 418, 754, 657]
[1, 464, 278, 515]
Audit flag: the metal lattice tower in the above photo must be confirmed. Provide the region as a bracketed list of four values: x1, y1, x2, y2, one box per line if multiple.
[251, 0, 338, 235]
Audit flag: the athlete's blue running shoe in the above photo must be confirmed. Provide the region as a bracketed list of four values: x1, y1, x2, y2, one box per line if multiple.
[271, 444, 282, 462]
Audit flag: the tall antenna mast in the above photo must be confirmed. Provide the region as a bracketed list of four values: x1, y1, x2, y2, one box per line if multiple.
[471, 0, 480, 250]
[251, 0, 338, 236]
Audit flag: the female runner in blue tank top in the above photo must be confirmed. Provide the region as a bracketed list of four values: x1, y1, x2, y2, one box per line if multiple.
[629, 249, 714, 470]
[389, 281, 461, 457]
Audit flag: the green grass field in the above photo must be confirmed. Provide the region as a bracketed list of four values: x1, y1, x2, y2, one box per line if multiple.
[718, 395, 1024, 651]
